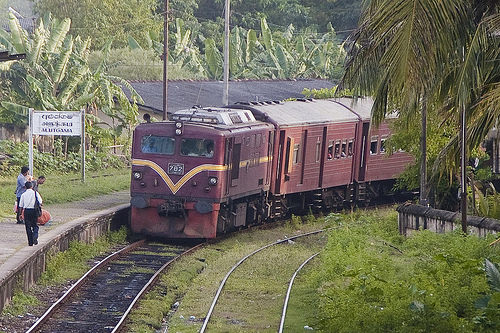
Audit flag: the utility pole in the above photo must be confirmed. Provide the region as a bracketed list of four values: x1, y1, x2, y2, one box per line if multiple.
[420, 100, 428, 206]
[163, 0, 169, 121]
[222, 0, 230, 106]
[460, 101, 468, 233]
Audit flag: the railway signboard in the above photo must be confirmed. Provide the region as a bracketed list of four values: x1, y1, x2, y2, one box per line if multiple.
[31, 111, 82, 136]
[28, 109, 86, 182]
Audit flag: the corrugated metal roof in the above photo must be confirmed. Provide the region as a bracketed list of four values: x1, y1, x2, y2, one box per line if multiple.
[128, 79, 336, 113]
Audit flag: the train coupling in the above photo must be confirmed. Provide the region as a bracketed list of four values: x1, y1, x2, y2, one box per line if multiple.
[157, 200, 186, 217]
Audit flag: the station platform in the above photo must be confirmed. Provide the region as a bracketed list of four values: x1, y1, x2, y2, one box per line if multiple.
[0, 190, 131, 311]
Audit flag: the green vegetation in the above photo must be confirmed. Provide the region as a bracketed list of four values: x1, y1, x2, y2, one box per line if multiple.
[124, 209, 500, 332]
[309, 210, 500, 332]
[39, 226, 128, 284]
[1, 291, 39, 316]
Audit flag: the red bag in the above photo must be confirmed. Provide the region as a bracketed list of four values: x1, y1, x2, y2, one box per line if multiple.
[37, 209, 52, 225]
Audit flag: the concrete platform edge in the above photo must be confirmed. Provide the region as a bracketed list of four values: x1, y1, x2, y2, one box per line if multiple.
[0, 203, 130, 312]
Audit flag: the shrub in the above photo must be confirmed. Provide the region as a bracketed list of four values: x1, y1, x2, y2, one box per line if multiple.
[309, 211, 500, 333]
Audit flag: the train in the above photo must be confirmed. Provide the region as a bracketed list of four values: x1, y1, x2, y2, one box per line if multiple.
[129, 97, 414, 239]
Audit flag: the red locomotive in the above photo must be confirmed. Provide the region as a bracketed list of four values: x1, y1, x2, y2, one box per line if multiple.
[130, 98, 413, 238]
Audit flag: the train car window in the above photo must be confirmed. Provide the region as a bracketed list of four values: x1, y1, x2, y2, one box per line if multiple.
[180, 138, 215, 157]
[370, 136, 378, 155]
[334, 140, 341, 159]
[341, 140, 347, 158]
[251, 134, 256, 147]
[380, 136, 388, 154]
[327, 141, 333, 160]
[293, 143, 300, 164]
[348, 140, 354, 156]
[229, 113, 243, 123]
[141, 135, 175, 154]
[315, 139, 321, 163]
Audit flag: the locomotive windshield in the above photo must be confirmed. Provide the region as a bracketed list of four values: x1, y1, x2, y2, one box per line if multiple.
[180, 138, 214, 157]
[141, 135, 175, 154]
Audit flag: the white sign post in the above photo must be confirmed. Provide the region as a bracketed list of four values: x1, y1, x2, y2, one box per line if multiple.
[29, 109, 86, 182]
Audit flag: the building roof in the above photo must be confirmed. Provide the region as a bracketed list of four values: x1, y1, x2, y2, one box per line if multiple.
[128, 79, 336, 114]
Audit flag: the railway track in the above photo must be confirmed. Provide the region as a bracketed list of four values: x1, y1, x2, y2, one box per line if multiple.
[26, 240, 200, 333]
[199, 229, 327, 332]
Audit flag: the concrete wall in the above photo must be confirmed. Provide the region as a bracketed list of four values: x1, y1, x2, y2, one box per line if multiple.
[397, 203, 500, 237]
[0, 123, 28, 142]
[0, 204, 129, 312]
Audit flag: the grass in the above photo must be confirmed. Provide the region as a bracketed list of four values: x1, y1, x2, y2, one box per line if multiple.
[38, 226, 129, 285]
[0, 167, 131, 220]
[127, 217, 330, 332]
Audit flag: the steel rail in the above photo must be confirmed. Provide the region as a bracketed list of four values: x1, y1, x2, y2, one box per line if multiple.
[279, 252, 319, 333]
[199, 228, 327, 333]
[112, 242, 206, 333]
[26, 239, 146, 333]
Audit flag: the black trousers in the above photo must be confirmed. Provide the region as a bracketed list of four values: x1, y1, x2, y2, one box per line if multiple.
[24, 209, 39, 246]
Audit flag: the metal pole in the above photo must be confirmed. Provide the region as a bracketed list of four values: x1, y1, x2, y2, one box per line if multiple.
[28, 108, 34, 177]
[163, 0, 169, 121]
[81, 109, 86, 182]
[222, 0, 230, 106]
[460, 102, 467, 233]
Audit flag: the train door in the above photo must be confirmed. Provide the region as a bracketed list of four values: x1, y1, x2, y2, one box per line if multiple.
[284, 137, 293, 182]
[358, 122, 370, 181]
[224, 138, 232, 195]
[224, 137, 242, 192]
[231, 141, 242, 187]
[300, 130, 308, 184]
[266, 130, 274, 185]
[318, 127, 327, 188]
[275, 130, 286, 194]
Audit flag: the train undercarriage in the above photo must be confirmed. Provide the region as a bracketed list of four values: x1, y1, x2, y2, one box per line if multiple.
[214, 179, 399, 235]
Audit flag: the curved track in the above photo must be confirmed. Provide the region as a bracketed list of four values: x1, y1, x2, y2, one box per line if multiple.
[199, 229, 327, 333]
[27, 240, 198, 333]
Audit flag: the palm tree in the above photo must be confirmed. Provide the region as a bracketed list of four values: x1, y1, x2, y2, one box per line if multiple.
[340, 0, 499, 218]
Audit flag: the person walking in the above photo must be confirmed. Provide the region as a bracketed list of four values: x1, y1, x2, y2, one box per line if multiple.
[15, 166, 30, 224]
[19, 181, 42, 246]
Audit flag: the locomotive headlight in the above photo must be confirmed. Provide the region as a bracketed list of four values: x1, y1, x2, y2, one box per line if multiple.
[132, 171, 143, 180]
[208, 176, 218, 186]
[175, 122, 183, 135]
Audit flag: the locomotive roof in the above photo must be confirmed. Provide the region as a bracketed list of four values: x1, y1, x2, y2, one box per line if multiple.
[232, 98, 375, 126]
[171, 107, 258, 126]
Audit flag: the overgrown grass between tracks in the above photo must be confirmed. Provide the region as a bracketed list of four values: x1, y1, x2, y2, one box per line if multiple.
[127, 215, 328, 332]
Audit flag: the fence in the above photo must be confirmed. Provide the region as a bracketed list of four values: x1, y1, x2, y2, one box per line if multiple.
[396, 203, 500, 237]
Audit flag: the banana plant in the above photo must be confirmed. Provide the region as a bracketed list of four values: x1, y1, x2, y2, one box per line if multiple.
[0, 13, 143, 149]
